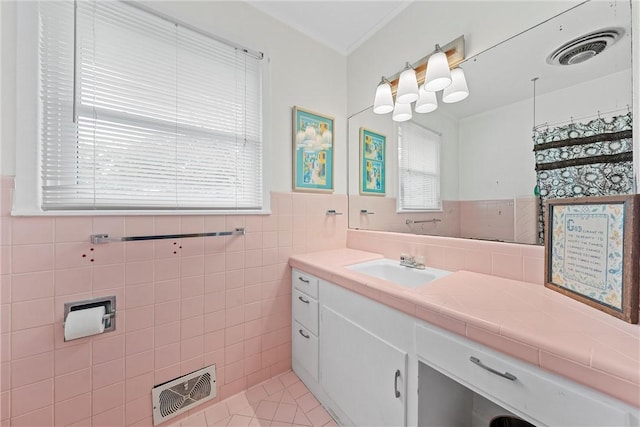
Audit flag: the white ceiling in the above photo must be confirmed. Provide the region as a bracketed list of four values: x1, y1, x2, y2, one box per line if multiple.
[246, 1, 413, 55]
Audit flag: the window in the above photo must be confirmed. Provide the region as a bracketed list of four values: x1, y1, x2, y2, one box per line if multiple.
[36, 1, 266, 212]
[397, 121, 441, 211]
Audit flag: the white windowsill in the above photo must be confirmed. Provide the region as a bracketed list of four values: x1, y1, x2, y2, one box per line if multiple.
[11, 209, 273, 217]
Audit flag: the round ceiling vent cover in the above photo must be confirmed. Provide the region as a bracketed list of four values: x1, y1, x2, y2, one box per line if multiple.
[546, 28, 624, 66]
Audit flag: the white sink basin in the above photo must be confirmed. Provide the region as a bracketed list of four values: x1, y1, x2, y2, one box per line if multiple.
[346, 258, 451, 288]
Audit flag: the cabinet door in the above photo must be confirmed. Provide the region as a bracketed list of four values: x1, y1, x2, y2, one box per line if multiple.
[320, 305, 407, 427]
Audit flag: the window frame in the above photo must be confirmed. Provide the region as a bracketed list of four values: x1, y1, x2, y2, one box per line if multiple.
[396, 120, 443, 213]
[13, 0, 271, 216]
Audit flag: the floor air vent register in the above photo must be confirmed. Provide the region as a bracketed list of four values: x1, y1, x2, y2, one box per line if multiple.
[152, 364, 217, 425]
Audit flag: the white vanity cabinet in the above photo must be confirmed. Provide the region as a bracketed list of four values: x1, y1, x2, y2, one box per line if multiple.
[291, 269, 414, 427]
[292, 269, 320, 384]
[290, 267, 639, 427]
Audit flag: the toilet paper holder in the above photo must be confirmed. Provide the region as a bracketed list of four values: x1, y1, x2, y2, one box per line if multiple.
[63, 296, 117, 336]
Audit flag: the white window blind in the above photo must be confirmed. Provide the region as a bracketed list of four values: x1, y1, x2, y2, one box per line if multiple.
[39, 0, 265, 211]
[397, 122, 441, 211]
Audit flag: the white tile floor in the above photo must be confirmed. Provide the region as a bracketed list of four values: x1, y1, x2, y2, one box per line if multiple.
[173, 371, 338, 427]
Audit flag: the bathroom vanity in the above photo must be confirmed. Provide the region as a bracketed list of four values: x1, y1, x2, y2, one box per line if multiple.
[289, 249, 640, 427]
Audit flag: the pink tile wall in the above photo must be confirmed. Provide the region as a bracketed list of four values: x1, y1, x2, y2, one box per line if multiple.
[0, 178, 346, 426]
[348, 195, 461, 237]
[514, 196, 539, 245]
[459, 199, 516, 242]
[347, 229, 545, 284]
[349, 195, 538, 246]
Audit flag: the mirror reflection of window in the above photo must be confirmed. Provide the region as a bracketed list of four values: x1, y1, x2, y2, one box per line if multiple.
[397, 122, 441, 212]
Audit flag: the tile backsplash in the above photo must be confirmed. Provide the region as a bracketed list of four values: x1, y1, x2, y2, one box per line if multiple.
[346, 229, 544, 285]
[349, 195, 539, 246]
[0, 176, 346, 426]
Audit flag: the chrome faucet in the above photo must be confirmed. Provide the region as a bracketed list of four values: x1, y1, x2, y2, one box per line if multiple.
[399, 254, 426, 269]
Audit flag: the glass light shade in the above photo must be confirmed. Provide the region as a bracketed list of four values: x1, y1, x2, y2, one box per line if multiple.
[442, 68, 469, 103]
[414, 87, 438, 113]
[396, 65, 420, 104]
[392, 102, 412, 122]
[424, 46, 452, 92]
[373, 79, 394, 114]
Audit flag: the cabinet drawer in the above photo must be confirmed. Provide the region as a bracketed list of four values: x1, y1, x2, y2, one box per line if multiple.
[292, 289, 318, 335]
[292, 321, 318, 381]
[415, 324, 631, 426]
[292, 269, 319, 299]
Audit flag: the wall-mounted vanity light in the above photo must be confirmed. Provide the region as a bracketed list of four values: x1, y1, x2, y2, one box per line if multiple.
[392, 101, 413, 122]
[424, 44, 452, 91]
[442, 67, 470, 103]
[396, 62, 420, 104]
[373, 77, 394, 114]
[373, 36, 467, 121]
[415, 87, 438, 113]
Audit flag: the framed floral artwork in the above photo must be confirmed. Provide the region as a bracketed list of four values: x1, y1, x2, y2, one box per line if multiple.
[359, 127, 385, 196]
[544, 195, 639, 323]
[292, 106, 334, 192]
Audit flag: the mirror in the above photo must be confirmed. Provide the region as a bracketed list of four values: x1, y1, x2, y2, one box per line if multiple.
[348, 0, 633, 245]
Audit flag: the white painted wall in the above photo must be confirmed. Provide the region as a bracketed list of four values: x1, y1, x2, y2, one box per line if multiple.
[458, 101, 532, 200]
[0, 2, 16, 178]
[1, 0, 348, 194]
[458, 70, 632, 200]
[533, 70, 632, 126]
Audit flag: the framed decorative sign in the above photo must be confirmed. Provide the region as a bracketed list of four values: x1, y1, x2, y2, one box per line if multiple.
[359, 127, 386, 195]
[544, 195, 639, 323]
[292, 106, 334, 192]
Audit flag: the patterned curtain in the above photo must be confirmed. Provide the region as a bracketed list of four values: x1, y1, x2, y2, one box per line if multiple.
[533, 112, 633, 244]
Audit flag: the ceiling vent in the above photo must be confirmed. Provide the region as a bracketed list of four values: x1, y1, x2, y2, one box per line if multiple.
[546, 28, 624, 66]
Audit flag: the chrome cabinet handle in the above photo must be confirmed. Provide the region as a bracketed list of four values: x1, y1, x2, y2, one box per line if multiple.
[394, 369, 401, 398]
[298, 296, 310, 304]
[470, 356, 517, 381]
[298, 276, 310, 283]
[299, 329, 310, 339]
